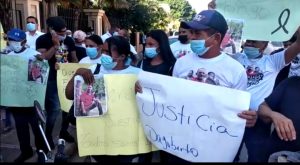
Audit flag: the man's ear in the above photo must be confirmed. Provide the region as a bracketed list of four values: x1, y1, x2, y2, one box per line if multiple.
[215, 33, 223, 44]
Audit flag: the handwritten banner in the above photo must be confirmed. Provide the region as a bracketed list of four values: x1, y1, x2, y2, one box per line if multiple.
[136, 71, 251, 162]
[0, 55, 49, 108]
[216, 0, 300, 41]
[57, 63, 91, 112]
[76, 74, 157, 157]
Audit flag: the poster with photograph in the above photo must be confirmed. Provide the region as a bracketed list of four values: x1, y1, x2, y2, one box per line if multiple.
[28, 58, 49, 84]
[74, 75, 107, 118]
[221, 18, 244, 55]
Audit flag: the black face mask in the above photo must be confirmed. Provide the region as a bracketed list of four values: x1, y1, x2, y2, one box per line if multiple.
[178, 35, 188, 44]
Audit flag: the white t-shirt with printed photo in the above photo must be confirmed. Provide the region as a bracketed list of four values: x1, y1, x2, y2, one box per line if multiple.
[79, 56, 102, 64]
[170, 41, 192, 59]
[173, 52, 247, 91]
[89, 65, 141, 75]
[233, 50, 286, 111]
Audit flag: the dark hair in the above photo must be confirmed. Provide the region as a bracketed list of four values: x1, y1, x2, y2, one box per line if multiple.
[146, 30, 176, 66]
[86, 34, 103, 45]
[204, 28, 225, 43]
[46, 16, 66, 32]
[26, 16, 38, 24]
[106, 36, 134, 62]
[180, 21, 190, 29]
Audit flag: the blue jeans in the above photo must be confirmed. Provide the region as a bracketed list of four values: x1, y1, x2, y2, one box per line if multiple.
[45, 80, 60, 149]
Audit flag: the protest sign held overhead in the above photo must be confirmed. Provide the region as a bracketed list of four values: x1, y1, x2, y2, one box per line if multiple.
[216, 0, 300, 41]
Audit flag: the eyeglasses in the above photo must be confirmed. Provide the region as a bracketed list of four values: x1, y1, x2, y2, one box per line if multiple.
[27, 22, 36, 24]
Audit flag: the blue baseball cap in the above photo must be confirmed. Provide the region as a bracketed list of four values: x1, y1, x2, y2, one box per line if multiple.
[182, 10, 228, 36]
[7, 28, 26, 41]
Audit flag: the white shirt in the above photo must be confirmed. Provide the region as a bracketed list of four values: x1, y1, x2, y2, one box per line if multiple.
[100, 32, 112, 43]
[233, 51, 286, 111]
[288, 53, 300, 77]
[90, 65, 141, 75]
[7, 47, 40, 60]
[170, 41, 192, 59]
[26, 31, 44, 50]
[79, 56, 101, 64]
[173, 52, 247, 91]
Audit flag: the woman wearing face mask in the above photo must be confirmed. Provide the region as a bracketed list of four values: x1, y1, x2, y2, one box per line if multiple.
[65, 36, 140, 163]
[79, 34, 103, 64]
[135, 30, 176, 163]
[139, 29, 176, 75]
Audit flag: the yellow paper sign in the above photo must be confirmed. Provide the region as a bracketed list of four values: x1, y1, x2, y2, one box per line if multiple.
[76, 74, 157, 156]
[57, 63, 91, 112]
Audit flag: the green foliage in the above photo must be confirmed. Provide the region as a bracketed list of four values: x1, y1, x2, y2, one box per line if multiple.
[158, 0, 196, 21]
[104, 0, 170, 33]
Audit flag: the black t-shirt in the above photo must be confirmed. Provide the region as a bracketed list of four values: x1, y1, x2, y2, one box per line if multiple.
[36, 33, 75, 81]
[140, 60, 173, 76]
[75, 46, 87, 61]
[265, 76, 300, 151]
[272, 48, 291, 88]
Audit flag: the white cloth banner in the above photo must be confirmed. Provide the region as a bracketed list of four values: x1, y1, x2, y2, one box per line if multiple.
[136, 71, 251, 162]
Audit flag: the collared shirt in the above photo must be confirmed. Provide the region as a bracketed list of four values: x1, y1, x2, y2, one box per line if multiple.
[26, 31, 44, 50]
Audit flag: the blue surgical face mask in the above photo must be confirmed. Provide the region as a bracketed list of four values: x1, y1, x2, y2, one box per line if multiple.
[145, 47, 158, 58]
[243, 46, 261, 59]
[26, 23, 36, 32]
[100, 54, 117, 70]
[86, 47, 98, 59]
[190, 40, 210, 57]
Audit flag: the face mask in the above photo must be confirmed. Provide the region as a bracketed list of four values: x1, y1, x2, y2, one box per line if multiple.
[86, 47, 98, 59]
[9, 41, 23, 52]
[26, 23, 36, 32]
[125, 58, 132, 66]
[243, 46, 261, 59]
[178, 35, 188, 44]
[58, 35, 66, 41]
[190, 40, 210, 56]
[100, 54, 117, 70]
[145, 47, 158, 58]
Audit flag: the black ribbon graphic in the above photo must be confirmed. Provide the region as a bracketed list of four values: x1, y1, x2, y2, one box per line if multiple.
[271, 8, 290, 35]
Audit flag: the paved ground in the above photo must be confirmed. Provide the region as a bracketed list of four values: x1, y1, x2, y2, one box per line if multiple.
[0, 109, 248, 163]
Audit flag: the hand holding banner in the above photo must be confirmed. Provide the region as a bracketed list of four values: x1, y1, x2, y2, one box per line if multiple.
[76, 74, 157, 157]
[57, 63, 91, 112]
[136, 71, 251, 162]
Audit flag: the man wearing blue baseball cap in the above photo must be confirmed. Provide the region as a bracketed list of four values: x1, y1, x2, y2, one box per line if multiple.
[7, 28, 27, 53]
[170, 10, 257, 162]
[5, 28, 48, 162]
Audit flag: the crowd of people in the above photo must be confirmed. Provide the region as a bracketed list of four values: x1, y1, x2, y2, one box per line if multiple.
[1, 2, 300, 163]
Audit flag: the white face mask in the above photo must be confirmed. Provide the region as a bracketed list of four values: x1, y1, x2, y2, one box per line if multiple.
[58, 35, 66, 41]
[9, 41, 23, 52]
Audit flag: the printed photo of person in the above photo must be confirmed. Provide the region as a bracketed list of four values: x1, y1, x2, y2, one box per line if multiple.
[74, 75, 107, 118]
[27, 59, 49, 84]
